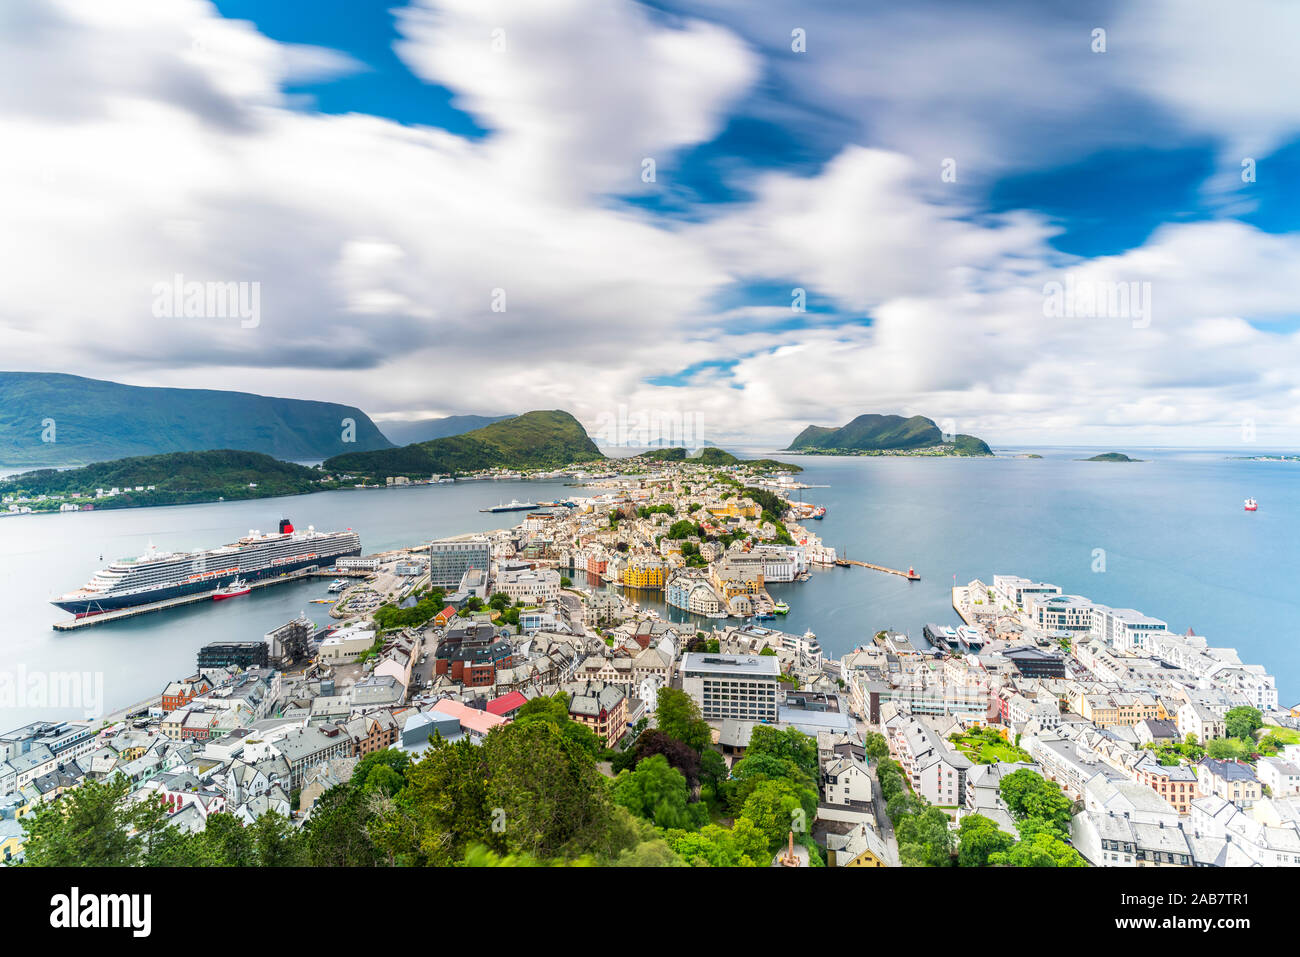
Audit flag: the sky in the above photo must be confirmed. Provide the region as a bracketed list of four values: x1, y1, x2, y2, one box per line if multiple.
[2, 0, 1299, 449]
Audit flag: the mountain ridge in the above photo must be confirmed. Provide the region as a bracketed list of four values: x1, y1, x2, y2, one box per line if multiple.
[323, 410, 603, 477]
[0, 372, 392, 466]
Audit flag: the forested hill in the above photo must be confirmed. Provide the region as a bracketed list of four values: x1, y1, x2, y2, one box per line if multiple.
[0, 372, 392, 466]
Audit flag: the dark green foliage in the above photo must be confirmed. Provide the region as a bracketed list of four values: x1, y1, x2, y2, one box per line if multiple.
[956, 814, 1016, 867]
[0, 449, 328, 507]
[1224, 706, 1264, 741]
[655, 688, 712, 752]
[373, 590, 447, 630]
[785, 413, 991, 455]
[324, 409, 603, 477]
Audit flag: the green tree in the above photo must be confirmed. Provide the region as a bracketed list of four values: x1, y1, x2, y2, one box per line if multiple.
[738, 778, 817, 850]
[989, 830, 1087, 867]
[956, 814, 1016, 867]
[301, 784, 384, 866]
[1224, 706, 1263, 742]
[743, 725, 818, 779]
[864, 731, 889, 762]
[895, 806, 955, 867]
[611, 754, 694, 829]
[656, 688, 712, 752]
[482, 721, 629, 861]
[998, 769, 1073, 838]
[513, 691, 603, 758]
[401, 736, 491, 865]
[352, 749, 411, 796]
[21, 775, 168, 867]
[249, 810, 307, 866]
[665, 819, 770, 867]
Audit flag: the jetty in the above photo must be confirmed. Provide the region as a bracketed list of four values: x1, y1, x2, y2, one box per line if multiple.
[52, 567, 320, 631]
[835, 555, 920, 581]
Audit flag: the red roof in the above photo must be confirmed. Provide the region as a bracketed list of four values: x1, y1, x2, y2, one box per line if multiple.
[437, 605, 458, 619]
[485, 690, 528, 716]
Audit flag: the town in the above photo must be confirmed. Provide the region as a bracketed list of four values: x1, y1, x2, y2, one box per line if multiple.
[3, 459, 1297, 869]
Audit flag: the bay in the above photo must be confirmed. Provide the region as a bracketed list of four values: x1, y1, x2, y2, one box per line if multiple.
[1, 449, 1295, 729]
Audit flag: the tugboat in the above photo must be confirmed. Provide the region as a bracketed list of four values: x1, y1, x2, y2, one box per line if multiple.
[213, 577, 251, 600]
[1244, 498, 1258, 512]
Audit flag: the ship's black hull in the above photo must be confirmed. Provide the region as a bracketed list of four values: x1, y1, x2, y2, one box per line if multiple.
[52, 547, 361, 616]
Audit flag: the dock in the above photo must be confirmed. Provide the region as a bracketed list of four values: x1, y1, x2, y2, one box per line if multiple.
[52, 567, 322, 631]
[835, 558, 920, 581]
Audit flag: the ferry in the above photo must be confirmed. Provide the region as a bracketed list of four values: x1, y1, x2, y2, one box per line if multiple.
[773, 600, 790, 615]
[327, 578, 348, 593]
[1244, 498, 1258, 511]
[213, 578, 251, 600]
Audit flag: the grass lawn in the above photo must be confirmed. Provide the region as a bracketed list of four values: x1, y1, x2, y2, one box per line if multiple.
[1265, 726, 1300, 745]
[949, 730, 1033, 765]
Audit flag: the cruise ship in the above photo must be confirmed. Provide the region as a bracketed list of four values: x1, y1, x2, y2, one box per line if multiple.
[52, 519, 361, 616]
[479, 499, 539, 513]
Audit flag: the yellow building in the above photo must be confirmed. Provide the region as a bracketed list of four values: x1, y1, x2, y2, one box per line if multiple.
[706, 502, 760, 520]
[0, 820, 24, 865]
[624, 560, 665, 589]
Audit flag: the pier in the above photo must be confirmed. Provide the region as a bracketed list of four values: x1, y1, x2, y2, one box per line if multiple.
[52, 567, 322, 631]
[835, 557, 920, 581]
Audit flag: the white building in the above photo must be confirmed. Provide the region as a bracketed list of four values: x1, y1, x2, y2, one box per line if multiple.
[680, 653, 781, 722]
[1089, 606, 1168, 653]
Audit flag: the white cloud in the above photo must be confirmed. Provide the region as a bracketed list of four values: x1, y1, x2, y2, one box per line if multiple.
[393, 0, 758, 195]
[1, 0, 1298, 451]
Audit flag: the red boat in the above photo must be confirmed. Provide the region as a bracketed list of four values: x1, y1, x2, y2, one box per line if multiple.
[1244, 498, 1258, 512]
[213, 578, 251, 600]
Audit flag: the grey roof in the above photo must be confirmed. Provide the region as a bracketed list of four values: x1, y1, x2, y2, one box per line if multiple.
[681, 652, 781, 678]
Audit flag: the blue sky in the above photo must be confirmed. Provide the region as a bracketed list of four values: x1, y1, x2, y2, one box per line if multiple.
[4, 0, 1300, 446]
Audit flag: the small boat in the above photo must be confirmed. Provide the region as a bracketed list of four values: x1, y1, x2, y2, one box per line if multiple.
[811, 505, 826, 519]
[327, 578, 347, 593]
[1244, 498, 1258, 512]
[213, 578, 251, 600]
[773, 600, 790, 615]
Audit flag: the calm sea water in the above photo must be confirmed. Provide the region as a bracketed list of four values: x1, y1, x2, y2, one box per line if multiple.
[1, 450, 1296, 727]
[601, 448, 1298, 709]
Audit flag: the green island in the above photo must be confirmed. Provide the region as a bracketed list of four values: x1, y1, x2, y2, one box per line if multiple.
[1081, 452, 1141, 462]
[784, 413, 992, 456]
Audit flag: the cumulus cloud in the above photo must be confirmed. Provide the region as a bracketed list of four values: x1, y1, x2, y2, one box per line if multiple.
[1, 0, 1298, 450]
